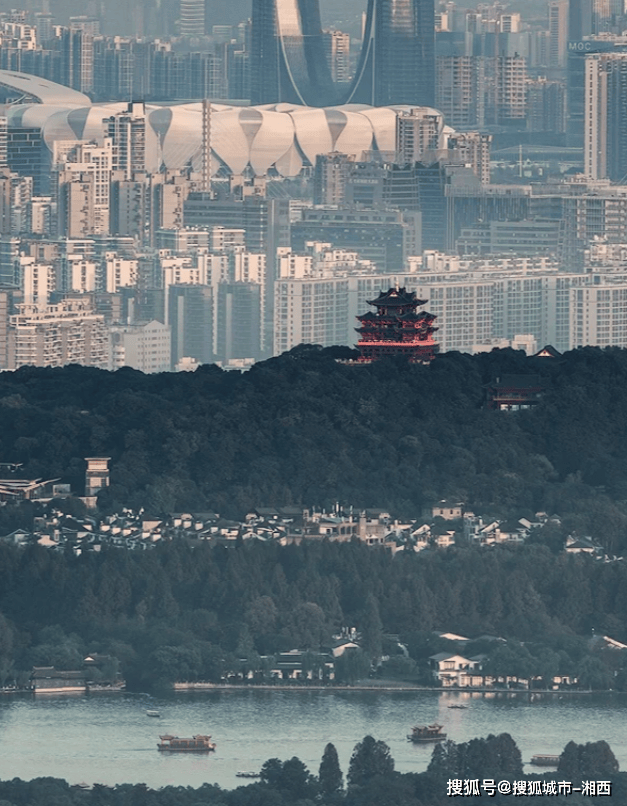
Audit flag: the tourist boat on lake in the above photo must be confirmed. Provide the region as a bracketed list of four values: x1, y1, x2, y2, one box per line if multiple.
[236, 771, 261, 779]
[530, 754, 560, 767]
[146, 710, 160, 718]
[407, 724, 447, 743]
[158, 735, 216, 751]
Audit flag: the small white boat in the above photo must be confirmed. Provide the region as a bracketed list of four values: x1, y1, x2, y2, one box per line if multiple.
[146, 709, 161, 718]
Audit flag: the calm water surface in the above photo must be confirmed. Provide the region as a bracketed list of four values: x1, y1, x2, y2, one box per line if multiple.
[0, 689, 625, 789]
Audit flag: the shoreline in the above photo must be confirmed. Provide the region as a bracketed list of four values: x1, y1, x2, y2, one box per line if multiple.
[1, 682, 603, 696]
[172, 681, 598, 694]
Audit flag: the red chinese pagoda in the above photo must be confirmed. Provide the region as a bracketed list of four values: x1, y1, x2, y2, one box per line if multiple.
[356, 287, 439, 363]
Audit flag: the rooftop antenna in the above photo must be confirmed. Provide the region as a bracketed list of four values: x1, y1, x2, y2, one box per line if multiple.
[201, 98, 211, 195]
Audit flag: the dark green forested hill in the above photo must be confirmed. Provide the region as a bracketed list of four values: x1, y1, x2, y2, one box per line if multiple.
[0, 345, 626, 547]
[2, 531, 627, 689]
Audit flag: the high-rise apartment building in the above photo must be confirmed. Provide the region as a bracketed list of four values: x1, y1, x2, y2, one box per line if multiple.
[527, 79, 567, 134]
[110, 320, 171, 372]
[323, 29, 351, 85]
[106, 102, 146, 180]
[55, 140, 114, 237]
[180, 0, 205, 37]
[571, 283, 627, 347]
[216, 282, 262, 362]
[549, 0, 569, 68]
[168, 284, 213, 368]
[496, 56, 527, 124]
[313, 153, 354, 206]
[61, 27, 94, 94]
[436, 55, 527, 128]
[19, 256, 55, 304]
[446, 133, 492, 185]
[584, 52, 627, 180]
[7, 298, 108, 369]
[436, 56, 477, 129]
[593, 0, 624, 33]
[396, 109, 442, 165]
[274, 272, 422, 355]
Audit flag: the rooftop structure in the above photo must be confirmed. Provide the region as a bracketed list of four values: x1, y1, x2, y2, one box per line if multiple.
[356, 287, 439, 364]
[2, 88, 451, 180]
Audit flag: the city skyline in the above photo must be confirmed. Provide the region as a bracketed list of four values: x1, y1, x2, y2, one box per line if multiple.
[0, 1, 624, 373]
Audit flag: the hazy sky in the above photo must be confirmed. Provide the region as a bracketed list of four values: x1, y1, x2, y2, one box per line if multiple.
[21, 0, 551, 36]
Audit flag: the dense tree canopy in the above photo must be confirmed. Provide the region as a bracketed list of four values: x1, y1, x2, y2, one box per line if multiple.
[1, 347, 627, 685]
[0, 345, 625, 549]
[0, 538, 626, 686]
[0, 734, 623, 806]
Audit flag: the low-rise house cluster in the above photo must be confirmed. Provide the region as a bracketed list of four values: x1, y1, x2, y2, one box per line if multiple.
[428, 634, 580, 691]
[0, 493, 608, 559]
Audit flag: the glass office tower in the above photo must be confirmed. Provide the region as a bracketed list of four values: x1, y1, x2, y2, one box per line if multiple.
[250, 0, 337, 106]
[251, 0, 434, 108]
[347, 0, 436, 107]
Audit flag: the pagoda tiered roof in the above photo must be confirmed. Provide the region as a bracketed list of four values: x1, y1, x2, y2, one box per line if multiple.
[366, 288, 427, 308]
[355, 286, 439, 364]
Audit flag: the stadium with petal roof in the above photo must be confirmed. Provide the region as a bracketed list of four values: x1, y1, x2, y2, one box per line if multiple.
[0, 70, 450, 179]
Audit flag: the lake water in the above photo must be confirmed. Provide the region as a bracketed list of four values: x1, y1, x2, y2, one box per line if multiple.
[0, 689, 625, 789]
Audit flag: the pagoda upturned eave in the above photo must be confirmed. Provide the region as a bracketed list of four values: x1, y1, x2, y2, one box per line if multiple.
[355, 286, 439, 364]
[366, 288, 427, 308]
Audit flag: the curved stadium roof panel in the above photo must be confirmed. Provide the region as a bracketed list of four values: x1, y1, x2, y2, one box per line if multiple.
[325, 106, 376, 156]
[0, 69, 90, 106]
[285, 106, 334, 165]
[0, 71, 451, 179]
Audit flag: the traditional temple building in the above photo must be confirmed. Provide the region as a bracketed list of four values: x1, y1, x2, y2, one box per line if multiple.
[356, 287, 439, 363]
[485, 375, 543, 411]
